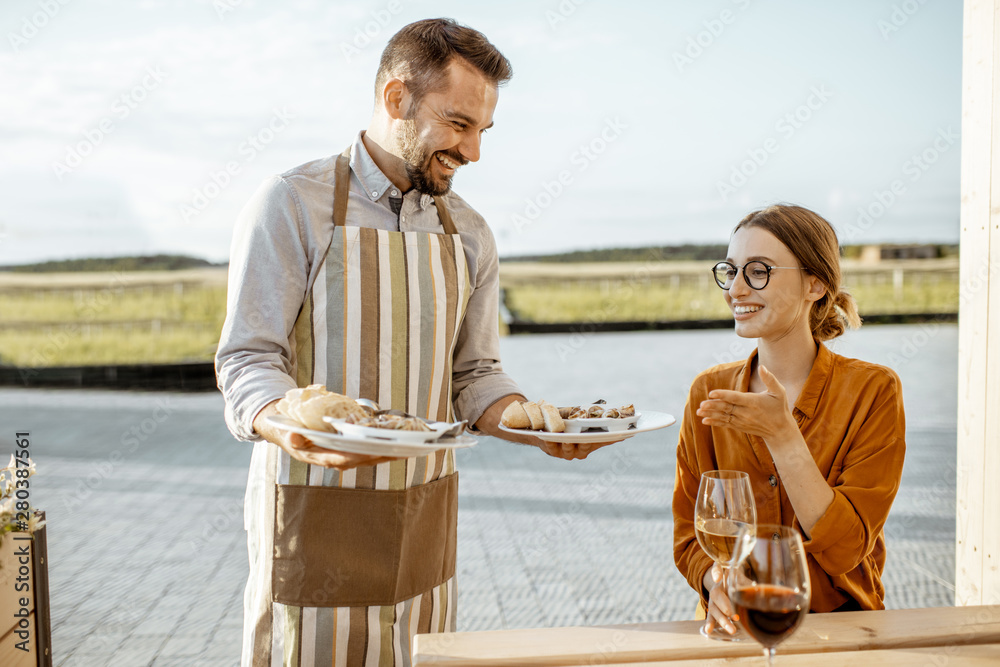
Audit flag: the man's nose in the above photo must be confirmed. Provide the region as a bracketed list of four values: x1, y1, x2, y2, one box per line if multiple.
[458, 132, 481, 163]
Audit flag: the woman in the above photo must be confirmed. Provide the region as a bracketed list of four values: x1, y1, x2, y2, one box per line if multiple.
[672, 204, 906, 636]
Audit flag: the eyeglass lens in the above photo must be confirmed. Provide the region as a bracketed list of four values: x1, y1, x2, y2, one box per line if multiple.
[713, 261, 770, 289]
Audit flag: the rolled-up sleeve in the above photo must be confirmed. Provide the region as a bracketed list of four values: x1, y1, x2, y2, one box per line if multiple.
[215, 176, 308, 442]
[673, 380, 715, 600]
[800, 371, 906, 576]
[450, 225, 522, 425]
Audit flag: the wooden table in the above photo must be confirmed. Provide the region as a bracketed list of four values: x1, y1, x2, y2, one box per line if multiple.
[412, 605, 1000, 666]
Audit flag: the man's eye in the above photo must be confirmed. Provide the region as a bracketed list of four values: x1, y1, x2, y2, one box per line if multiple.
[453, 122, 467, 131]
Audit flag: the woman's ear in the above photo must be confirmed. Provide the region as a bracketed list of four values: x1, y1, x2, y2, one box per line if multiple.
[805, 275, 827, 303]
[382, 78, 409, 120]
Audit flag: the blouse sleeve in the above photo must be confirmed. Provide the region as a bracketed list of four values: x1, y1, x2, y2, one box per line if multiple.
[672, 377, 716, 600]
[799, 368, 906, 576]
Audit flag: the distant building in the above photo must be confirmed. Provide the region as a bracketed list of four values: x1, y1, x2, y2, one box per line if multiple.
[857, 244, 942, 263]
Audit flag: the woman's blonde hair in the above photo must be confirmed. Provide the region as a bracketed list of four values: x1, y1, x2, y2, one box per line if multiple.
[733, 204, 861, 341]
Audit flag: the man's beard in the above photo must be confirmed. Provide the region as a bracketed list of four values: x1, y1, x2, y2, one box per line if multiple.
[397, 118, 466, 197]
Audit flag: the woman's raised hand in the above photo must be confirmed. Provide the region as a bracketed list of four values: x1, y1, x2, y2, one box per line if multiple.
[696, 365, 798, 441]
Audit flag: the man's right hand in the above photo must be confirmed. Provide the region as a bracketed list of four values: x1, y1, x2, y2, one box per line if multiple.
[253, 400, 397, 470]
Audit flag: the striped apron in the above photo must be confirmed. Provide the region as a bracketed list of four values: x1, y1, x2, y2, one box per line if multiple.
[243, 148, 471, 666]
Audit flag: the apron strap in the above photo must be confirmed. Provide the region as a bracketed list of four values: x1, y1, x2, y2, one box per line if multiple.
[332, 147, 352, 228]
[434, 196, 458, 235]
[334, 144, 457, 234]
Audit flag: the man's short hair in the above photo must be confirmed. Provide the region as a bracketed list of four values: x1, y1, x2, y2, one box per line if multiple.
[375, 18, 512, 110]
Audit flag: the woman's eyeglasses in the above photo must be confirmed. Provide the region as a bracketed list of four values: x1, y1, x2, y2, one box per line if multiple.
[711, 261, 804, 290]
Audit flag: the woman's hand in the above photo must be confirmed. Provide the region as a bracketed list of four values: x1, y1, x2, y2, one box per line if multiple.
[703, 562, 740, 636]
[696, 365, 798, 441]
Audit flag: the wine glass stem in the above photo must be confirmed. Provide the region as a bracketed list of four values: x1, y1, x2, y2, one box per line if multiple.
[765, 647, 776, 666]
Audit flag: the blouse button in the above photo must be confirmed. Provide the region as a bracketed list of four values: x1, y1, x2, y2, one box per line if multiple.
[768, 474, 777, 487]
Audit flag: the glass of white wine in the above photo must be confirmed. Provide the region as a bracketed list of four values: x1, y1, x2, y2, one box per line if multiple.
[694, 469, 757, 641]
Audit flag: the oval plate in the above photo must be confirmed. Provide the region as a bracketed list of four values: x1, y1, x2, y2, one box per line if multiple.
[265, 415, 477, 458]
[498, 410, 676, 445]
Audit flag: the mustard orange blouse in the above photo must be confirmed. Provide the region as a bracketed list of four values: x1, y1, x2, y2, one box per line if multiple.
[672, 343, 906, 612]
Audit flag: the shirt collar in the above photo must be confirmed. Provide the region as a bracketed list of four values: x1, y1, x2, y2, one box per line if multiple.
[795, 342, 833, 419]
[349, 132, 395, 203]
[735, 342, 833, 420]
[350, 132, 438, 211]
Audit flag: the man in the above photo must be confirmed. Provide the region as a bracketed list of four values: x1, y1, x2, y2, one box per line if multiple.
[216, 18, 608, 667]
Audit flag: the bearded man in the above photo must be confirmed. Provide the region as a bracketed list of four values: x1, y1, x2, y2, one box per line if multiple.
[216, 18, 608, 667]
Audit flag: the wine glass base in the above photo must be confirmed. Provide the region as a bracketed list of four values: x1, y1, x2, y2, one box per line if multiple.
[699, 623, 746, 642]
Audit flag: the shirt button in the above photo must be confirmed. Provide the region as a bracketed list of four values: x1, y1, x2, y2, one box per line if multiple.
[391, 190, 398, 196]
[400, 215, 406, 223]
[372, 191, 379, 197]
[769, 474, 777, 487]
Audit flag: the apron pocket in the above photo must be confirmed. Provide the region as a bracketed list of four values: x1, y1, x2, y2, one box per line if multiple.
[271, 471, 457, 607]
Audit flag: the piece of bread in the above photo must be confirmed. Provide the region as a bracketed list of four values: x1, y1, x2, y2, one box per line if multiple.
[539, 401, 565, 433]
[276, 384, 366, 431]
[522, 401, 544, 430]
[500, 401, 531, 429]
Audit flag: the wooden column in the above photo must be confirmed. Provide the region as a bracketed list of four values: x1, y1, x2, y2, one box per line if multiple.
[956, 0, 1000, 606]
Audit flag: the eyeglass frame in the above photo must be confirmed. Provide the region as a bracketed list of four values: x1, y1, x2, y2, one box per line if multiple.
[711, 260, 805, 290]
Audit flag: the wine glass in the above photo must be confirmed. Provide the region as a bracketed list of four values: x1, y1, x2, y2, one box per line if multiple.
[728, 524, 811, 665]
[694, 470, 757, 641]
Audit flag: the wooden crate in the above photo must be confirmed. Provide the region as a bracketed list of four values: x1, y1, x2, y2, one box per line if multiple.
[0, 516, 52, 666]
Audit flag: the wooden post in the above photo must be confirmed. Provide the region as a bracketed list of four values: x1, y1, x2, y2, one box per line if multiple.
[956, 0, 1000, 606]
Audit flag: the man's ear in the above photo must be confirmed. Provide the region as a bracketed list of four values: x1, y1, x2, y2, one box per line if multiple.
[805, 274, 826, 303]
[382, 78, 410, 120]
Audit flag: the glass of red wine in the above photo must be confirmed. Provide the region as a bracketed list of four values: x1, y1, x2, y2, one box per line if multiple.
[694, 470, 757, 641]
[728, 524, 811, 665]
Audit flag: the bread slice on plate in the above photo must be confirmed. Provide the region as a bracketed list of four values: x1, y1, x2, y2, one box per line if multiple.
[522, 401, 545, 430]
[500, 401, 530, 429]
[539, 401, 566, 433]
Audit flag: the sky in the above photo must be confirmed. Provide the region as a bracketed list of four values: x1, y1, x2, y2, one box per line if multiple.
[0, 0, 963, 265]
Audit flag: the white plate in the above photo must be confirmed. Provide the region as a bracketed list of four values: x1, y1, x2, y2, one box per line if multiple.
[323, 417, 464, 444]
[265, 415, 477, 458]
[562, 411, 641, 433]
[499, 410, 676, 445]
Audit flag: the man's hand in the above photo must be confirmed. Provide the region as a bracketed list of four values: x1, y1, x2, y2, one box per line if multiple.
[253, 401, 397, 470]
[475, 395, 618, 461]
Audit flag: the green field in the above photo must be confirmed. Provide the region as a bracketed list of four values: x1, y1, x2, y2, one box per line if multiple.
[0, 262, 960, 367]
[504, 278, 960, 323]
[0, 280, 226, 367]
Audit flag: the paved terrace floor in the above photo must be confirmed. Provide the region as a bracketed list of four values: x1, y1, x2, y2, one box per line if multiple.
[0, 326, 957, 666]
